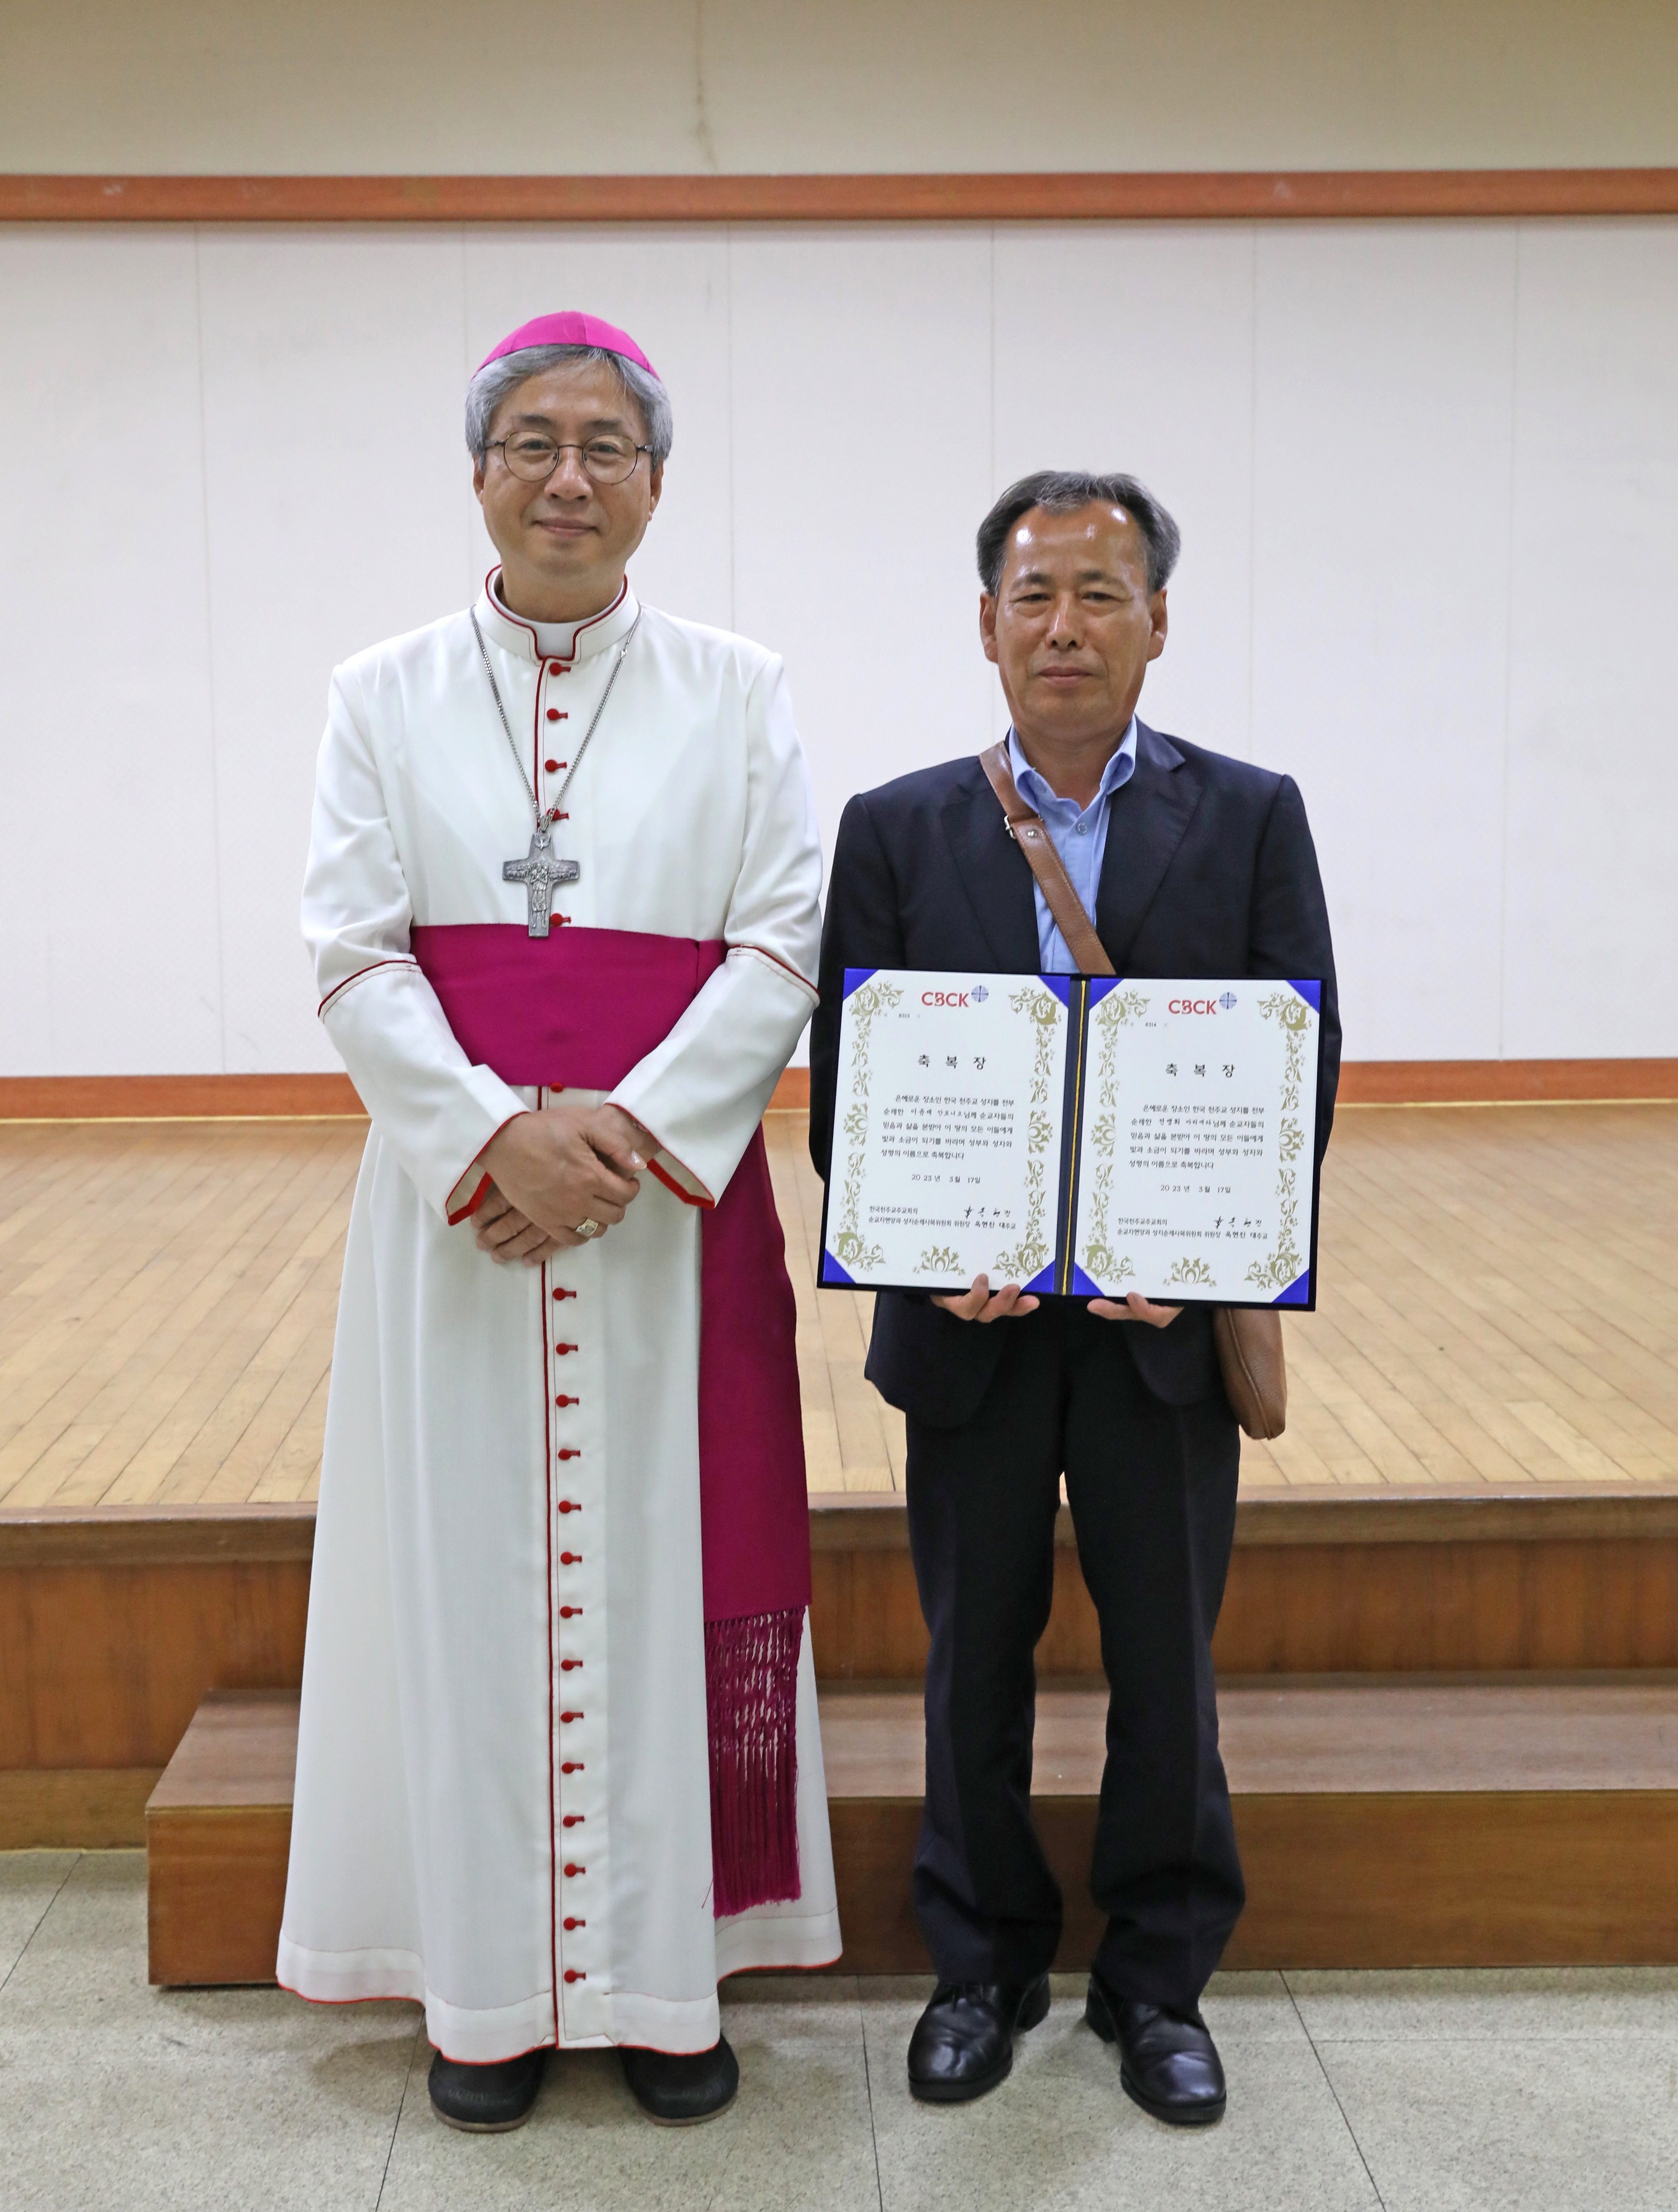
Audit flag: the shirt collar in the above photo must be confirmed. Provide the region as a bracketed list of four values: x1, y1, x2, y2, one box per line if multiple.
[1007, 719, 1138, 813]
[473, 567, 640, 666]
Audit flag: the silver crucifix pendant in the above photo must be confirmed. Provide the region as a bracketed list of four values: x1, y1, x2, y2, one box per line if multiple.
[503, 826, 580, 938]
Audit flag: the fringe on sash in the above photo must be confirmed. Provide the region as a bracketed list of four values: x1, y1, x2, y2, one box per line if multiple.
[705, 1606, 803, 1918]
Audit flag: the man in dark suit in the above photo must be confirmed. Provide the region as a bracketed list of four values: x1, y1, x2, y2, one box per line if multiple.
[810, 471, 1340, 2124]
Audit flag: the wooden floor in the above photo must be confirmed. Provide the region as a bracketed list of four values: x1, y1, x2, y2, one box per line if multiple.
[1, 1104, 1675, 1510]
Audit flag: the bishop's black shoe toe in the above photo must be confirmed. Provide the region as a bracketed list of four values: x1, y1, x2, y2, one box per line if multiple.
[907, 1976, 1051, 2103]
[427, 2046, 546, 2132]
[620, 2036, 740, 2124]
[1086, 1975, 1227, 2126]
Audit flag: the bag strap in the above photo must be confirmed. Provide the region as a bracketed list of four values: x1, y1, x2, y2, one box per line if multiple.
[979, 741, 1117, 979]
[980, 744, 1275, 1372]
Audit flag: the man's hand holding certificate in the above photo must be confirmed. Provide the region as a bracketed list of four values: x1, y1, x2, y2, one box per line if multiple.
[819, 969, 1322, 1307]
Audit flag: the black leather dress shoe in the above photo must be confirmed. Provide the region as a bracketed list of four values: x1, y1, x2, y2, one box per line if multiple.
[1086, 1976, 1226, 2126]
[907, 1977, 1051, 2103]
[428, 2046, 546, 2131]
[620, 2036, 740, 2124]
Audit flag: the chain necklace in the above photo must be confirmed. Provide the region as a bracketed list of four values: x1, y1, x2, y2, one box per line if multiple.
[471, 605, 643, 937]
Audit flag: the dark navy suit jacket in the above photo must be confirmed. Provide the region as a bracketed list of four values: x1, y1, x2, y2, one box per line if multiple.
[809, 723, 1342, 1428]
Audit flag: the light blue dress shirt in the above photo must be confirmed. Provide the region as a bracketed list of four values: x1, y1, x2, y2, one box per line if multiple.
[1006, 719, 1138, 973]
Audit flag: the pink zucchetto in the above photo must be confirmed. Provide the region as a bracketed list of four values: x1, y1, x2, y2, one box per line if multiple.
[476, 312, 659, 381]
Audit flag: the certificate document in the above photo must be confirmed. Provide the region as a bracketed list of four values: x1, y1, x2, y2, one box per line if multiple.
[818, 970, 1322, 1307]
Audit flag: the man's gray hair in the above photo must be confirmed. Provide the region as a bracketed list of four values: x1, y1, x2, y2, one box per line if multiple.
[465, 344, 674, 468]
[977, 470, 1181, 596]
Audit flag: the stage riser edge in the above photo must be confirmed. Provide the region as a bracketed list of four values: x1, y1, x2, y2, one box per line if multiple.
[814, 1538, 1678, 1679]
[10, 1534, 1678, 1845]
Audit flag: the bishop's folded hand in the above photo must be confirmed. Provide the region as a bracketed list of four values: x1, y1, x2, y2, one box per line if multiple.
[480, 1105, 645, 1246]
[584, 1103, 656, 1178]
[472, 1185, 575, 1266]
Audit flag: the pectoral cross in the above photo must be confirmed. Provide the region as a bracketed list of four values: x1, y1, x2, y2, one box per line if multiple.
[503, 826, 579, 938]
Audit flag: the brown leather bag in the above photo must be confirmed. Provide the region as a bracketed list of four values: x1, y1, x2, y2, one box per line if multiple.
[978, 742, 1287, 1440]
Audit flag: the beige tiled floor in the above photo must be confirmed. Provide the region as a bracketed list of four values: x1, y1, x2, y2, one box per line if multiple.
[5, 1853, 1678, 2211]
[2, 1103, 1676, 1509]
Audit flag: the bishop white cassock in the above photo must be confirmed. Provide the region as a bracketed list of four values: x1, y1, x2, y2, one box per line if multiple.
[280, 572, 840, 2060]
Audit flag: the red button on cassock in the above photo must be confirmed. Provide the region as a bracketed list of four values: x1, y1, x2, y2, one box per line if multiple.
[564, 1862, 585, 1876]
[563, 1814, 583, 1827]
[555, 1394, 577, 1408]
[549, 661, 564, 674]
[560, 1552, 581, 1565]
[555, 1343, 577, 1356]
[561, 1712, 583, 1724]
[559, 1606, 582, 1619]
[558, 1500, 580, 1514]
[565, 1969, 585, 1983]
[551, 1288, 576, 1302]
[557, 1448, 580, 1460]
[563, 1915, 585, 1930]
[544, 758, 561, 772]
[546, 708, 562, 721]
[561, 1658, 581, 1671]
[561, 1761, 583, 1774]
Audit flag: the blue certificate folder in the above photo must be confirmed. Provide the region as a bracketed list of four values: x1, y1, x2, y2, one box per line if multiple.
[817, 969, 1322, 1308]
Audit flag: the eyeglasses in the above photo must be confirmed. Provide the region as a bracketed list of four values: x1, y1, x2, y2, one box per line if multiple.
[485, 431, 652, 486]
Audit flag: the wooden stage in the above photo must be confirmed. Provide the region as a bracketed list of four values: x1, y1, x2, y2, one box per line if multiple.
[4, 1102, 1678, 1974]
[2, 1103, 1676, 1512]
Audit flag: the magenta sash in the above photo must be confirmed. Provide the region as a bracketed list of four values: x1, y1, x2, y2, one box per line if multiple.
[411, 923, 809, 1914]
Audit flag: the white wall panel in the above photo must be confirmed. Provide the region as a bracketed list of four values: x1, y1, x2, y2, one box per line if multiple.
[4, 217, 1676, 1075]
[196, 228, 473, 1072]
[0, 228, 224, 1074]
[1502, 222, 1678, 1057]
[464, 229, 736, 636]
[1250, 223, 1518, 1061]
[993, 223, 1256, 756]
[728, 227, 994, 868]
[10, 0, 1678, 176]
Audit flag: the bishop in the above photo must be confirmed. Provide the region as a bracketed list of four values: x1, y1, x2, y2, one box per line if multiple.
[283, 311, 838, 2132]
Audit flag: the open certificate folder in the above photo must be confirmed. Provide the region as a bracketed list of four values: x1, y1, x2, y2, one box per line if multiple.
[819, 971, 1323, 1307]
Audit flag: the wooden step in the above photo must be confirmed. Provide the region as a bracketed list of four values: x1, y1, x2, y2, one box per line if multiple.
[16, 1486, 1678, 1848]
[145, 1690, 297, 1988]
[147, 1674, 1678, 1985]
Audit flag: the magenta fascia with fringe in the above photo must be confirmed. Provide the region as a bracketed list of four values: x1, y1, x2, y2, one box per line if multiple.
[412, 922, 808, 1916]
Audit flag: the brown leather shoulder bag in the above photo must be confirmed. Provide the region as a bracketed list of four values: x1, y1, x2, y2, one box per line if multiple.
[977, 742, 1287, 1440]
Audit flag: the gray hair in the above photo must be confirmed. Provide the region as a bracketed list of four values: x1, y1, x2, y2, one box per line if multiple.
[465, 343, 673, 468]
[977, 470, 1181, 596]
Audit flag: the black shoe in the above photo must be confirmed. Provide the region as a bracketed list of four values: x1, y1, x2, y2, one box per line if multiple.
[620, 2036, 740, 2125]
[427, 2046, 546, 2132]
[1086, 1975, 1227, 2126]
[907, 1976, 1051, 2104]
